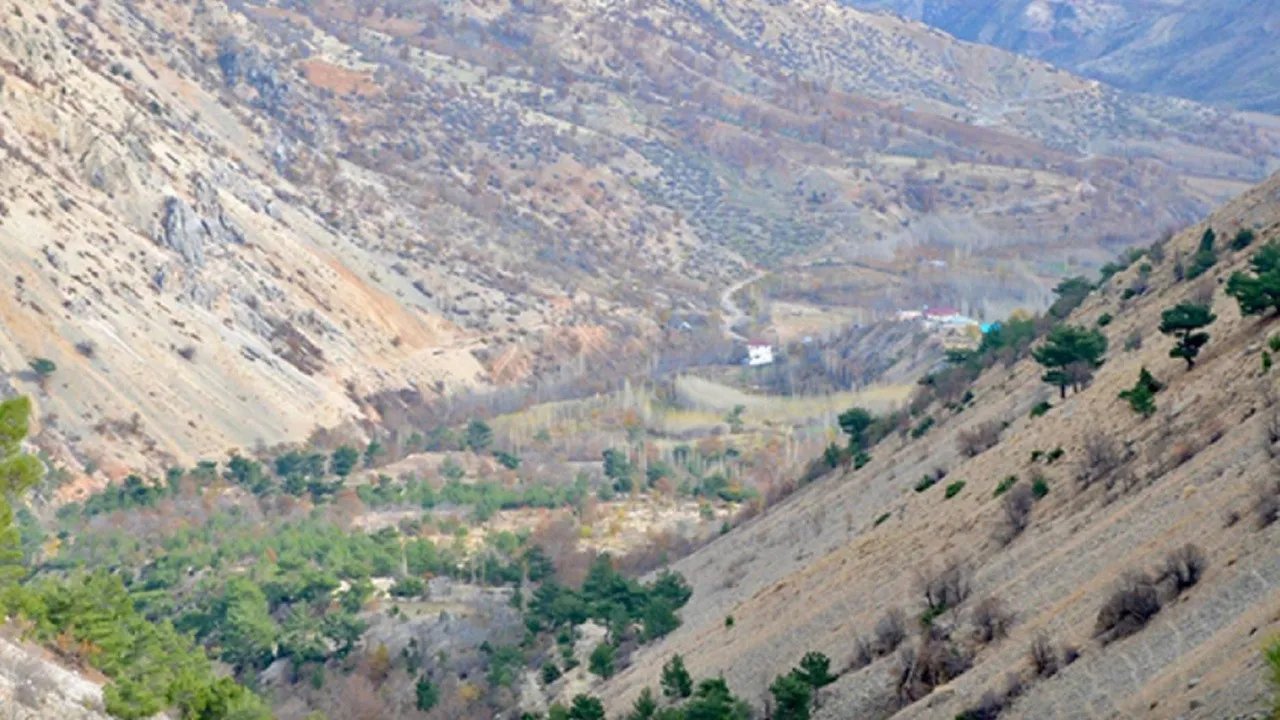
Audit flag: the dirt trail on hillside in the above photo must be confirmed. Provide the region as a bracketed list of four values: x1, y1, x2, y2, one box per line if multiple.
[720, 269, 767, 341]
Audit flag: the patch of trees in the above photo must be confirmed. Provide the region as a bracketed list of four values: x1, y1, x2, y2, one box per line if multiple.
[0, 397, 268, 719]
[580, 653, 752, 720]
[1227, 241, 1280, 316]
[527, 555, 692, 645]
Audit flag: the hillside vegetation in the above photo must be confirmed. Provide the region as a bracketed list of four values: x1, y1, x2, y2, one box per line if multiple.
[596, 171, 1280, 718]
[2, 0, 1279, 482]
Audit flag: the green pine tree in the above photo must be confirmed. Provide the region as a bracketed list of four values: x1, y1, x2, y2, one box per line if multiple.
[1159, 303, 1216, 369]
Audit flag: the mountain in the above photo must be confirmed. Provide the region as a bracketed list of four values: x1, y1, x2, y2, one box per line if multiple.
[2, 0, 1279, 481]
[844, 0, 1280, 113]
[597, 171, 1280, 717]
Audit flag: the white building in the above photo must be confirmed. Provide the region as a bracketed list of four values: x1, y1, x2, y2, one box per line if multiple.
[746, 341, 774, 366]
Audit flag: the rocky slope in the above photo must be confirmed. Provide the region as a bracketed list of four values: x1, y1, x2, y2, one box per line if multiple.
[0, 631, 109, 720]
[2, 0, 1279, 481]
[846, 0, 1280, 113]
[598, 172, 1280, 718]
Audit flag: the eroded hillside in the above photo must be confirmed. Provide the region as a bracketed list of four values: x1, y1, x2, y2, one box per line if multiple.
[598, 172, 1280, 718]
[2, 0, 1279, 481]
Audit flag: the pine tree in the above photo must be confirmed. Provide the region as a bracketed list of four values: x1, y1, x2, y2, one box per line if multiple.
[628, 687, 657, 720]
[796, 651, 836, 689]
[567, 694, 606, 720]
[661, 653, 694, 699]
[770, 672, 813, 720]
[1032, 326, 1109, 398]
[1159, 303, 1216, 369]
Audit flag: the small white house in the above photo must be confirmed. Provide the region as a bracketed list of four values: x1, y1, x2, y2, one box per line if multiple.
[746, 341, 774, 367]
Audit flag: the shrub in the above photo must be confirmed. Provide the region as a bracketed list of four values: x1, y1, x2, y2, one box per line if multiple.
[1030, 475, 1050, 499]
[1094, 571, 1161, 644]
[1123, 330, 1142, 351]
[1029, 400, 1052, 418]
[914, 475, 938, 493]
[390, 576, 425, 597]
[1077, 431, 1122, 489]
[894, 634, 973, 704]
[1119, 367, 1164, 418]
[1028, 633, 1059, 678]
[1160, 544, 1206, 593]
[1186, 227, 1217, 279]
[1096, 313, 1113, 327]
[724, 614, 735, 628]
[1270, 335, 1280, 353]
[994, 476, 1017, 497]
[971, 596, 1013, 644]
[1253, 479, 1280, 529]
[944, 481, 966, 499]
[910, 416, 935, 439]
[74, 340, 97, 358]
[998, 483, 1035, 543]
[177, 344, 197, 361]
[918, 558, 972, 614]
[588, 642, 615, 678]
[873, 608, 907, 656]
[874, 512, 891, 527]
[852, 636, 874, 669]
[1046, 447, 1065, 463]
[957, 420, 1002, 458]
[1231, 228, 1256, 251]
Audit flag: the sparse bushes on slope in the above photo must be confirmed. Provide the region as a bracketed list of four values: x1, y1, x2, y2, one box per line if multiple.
[997, 483, 1036, 544]
[874, 608, 908, 656]
[1027, 633, 1076, 678]
[1094, 571, 1162, 644]
[894, 631, 973, 705]
[918, 558, 972, 618]
[1159, 544, 1207, 593]
[971, 596, 1014, 644]
[957, 421, 1002, 458]
[1077, 431, 1124, 490]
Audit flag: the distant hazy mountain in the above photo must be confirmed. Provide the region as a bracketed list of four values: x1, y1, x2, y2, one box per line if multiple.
[845, 0, 1280, 112]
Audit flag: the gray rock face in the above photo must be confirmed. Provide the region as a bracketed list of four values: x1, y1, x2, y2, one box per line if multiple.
[155, 176, 246, 269]
[158, 196, 208, 267]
